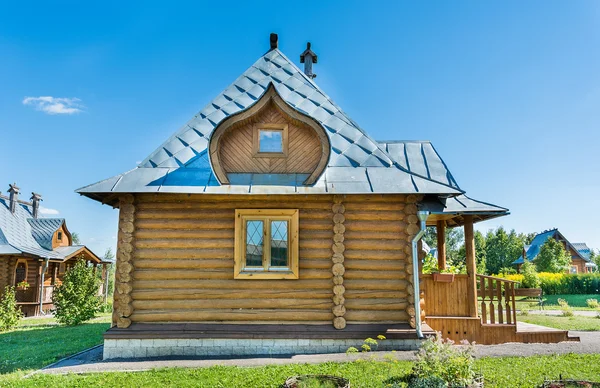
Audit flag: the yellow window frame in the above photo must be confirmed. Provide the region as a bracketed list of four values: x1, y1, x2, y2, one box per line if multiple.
[234, 209, 299, 279]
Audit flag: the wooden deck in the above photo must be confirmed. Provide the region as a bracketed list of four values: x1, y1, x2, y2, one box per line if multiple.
[423, 274, 577, 345]
[104, 323, 437, 340]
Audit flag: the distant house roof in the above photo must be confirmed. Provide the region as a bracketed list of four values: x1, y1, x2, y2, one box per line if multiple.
[77, 47, 464, 202]
[572, 243, 592, 260]
[0, 194, 103, 262]
[512, 229, 593, 265]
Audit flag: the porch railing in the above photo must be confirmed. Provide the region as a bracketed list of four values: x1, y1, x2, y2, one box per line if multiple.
[477, 274, 517, 325]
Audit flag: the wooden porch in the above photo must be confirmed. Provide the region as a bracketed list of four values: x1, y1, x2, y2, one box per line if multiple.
[422, 215, 578, 345]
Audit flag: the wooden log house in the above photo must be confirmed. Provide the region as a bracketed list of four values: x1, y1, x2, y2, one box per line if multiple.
[78, 35, 576, 359]
[0, 184, 108, 316]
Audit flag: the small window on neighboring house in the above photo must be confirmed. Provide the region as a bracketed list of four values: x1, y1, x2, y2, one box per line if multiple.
[57, 231, 63, 241]
[15, 261, 27, 284]
[234, 209, 299, 279]
[253, 124, 288, 157]
[570, 265, 578, 274]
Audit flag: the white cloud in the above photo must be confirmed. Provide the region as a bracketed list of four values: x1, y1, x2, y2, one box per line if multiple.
[22, 96, 85, 115]
[39, 206, 60, 215]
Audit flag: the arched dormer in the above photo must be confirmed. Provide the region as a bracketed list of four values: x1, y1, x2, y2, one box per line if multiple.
[208, 83, 330, 185]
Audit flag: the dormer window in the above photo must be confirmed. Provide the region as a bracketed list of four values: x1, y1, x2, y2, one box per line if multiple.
[57, 231, 63, 241]
[259, 129, 283, 153]
[253, 124, 288, 157]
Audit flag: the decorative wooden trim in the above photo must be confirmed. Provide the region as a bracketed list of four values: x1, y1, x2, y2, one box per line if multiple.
[252, 123, 289, 158]
[331, 195, 347, 330]
[114, 194, 136, 328]
[208, 83, 330, 185]
[14, 259, 28, 285]
[234, 209, 299, 280]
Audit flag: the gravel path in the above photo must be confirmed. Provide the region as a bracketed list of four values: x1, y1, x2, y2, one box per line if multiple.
[34, 331, 600, 376]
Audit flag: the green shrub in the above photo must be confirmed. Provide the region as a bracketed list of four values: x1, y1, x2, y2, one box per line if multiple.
[408, 375, 447, 388]
[539, 273, 600, 295]
[0, 286, 22, 331]
[587, 299, 599, 309]
[558, 298, 574, 317]
[519, 306, 530, 316]
[411, 336, 476, 386]
[52, 260, 101, 325]
[521, 260, 540, 288]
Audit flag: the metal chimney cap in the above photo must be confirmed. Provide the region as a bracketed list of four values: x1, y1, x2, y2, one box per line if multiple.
[270, 33, 278, 50]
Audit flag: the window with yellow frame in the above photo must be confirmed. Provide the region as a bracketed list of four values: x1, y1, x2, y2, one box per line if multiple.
[234, 209, 299, 279]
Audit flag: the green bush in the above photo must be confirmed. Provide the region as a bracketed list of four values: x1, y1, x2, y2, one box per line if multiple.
[52, 260, 101, 325]
[411, 336, 476, 386]
[539, 273, 600, 295]
[0, 286, 22, 331]
[408, 375, 447, 388]
[587, 299, 599, 309]
[521, 260, 540, 288]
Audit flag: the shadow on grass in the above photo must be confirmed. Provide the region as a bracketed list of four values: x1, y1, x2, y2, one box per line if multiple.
[0, 321, 110, 374]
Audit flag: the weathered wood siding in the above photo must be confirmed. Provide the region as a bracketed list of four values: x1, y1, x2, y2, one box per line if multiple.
[123, 194, 417, 326]
[219, 102, 321, 175]
[129, 194, 335, 324]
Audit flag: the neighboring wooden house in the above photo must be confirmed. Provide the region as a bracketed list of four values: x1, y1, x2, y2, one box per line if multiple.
[0, 184, 108, 316]
[512, 229, 597, 273]
[78, 35, 575, 359]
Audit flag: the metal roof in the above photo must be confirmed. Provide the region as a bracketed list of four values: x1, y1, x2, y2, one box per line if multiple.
[379, 141, 460, 190]
[572, 243, 592, 260]
[77, 48, 463, 200]
[513, 229, 591, 265]
[0, 195, 102, 261]
[28, 218, 65, 250]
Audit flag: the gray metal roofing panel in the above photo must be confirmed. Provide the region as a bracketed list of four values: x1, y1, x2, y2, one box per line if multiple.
[379, 141, 461, 190]
[28, 218, 64, 250]
[79, 48, 463, 197]
[0, 244, 21, 254]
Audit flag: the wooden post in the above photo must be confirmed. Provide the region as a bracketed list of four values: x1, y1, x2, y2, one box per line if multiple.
[436, 220, 447, 270]
[464, 215, 478, 318]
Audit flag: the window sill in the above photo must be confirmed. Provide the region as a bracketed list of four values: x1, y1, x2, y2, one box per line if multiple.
[235, 271, 299, 280]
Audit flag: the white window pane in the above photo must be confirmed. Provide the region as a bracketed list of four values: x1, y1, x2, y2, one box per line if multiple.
[259, 130, 283, 153]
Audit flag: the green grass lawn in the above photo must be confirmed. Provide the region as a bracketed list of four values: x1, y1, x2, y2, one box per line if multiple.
[518, 313, 600, 331]
[2, 354, 599, 388]
[542, 294, 600, 309]
[0, 313, 111, 377]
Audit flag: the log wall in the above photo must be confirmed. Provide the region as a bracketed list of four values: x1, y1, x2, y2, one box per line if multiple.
[125, 194, 414, 326]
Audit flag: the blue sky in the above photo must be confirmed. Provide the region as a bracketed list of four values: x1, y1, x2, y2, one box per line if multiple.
[1, 1, 599, 256]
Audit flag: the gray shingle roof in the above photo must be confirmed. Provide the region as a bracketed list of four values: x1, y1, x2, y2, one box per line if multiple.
[78, 48, 463, 199]
[0, 195, 101, 261]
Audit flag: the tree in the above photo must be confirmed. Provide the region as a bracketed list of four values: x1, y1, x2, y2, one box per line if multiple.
[422, 226, 464, 268]
[535, 238, 571, 273]
[484, 227, 526, 275]
[0, 286, 22, 331]
[457, 230, 487, 274]
[520, 260, 540, 288]
[71, 232, 81, 245]
[52, 260, 101, 325]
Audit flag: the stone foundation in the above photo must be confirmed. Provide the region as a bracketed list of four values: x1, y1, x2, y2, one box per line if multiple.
[103, 338, 422, 360]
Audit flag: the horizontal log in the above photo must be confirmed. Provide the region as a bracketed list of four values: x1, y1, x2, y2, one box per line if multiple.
[131, 289, 333, 300]
[345, 299, 408, 311]
[300, 259, 333, 270]
[344, 231, 404, 241]
[134, 259, 232, 269]
[136, 202, 333, 211]
[136, 209, 234, 219]
[135, 229, 235, 240]
[133, 279, 332, 290]
[344, 290, 408, 299]
[344, 211, 405, 221]
[343, 221, 405, 233]
[344, 270, 406, 280]
[135, 238, 234, 249]
[136, 194, 334, 204]
[344, 260, 405, 271]
[136, 219, 233, 230]
[344, 239, 408, 251]
[134, 269, 329, 281]
[344, 310, 409, 322]
[132, 298, 334, 310]
[344, 279, 409, 291]
[136, 248, 233, 260]
[344, 250, 406, 261]
[130, 309, 333, 322]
